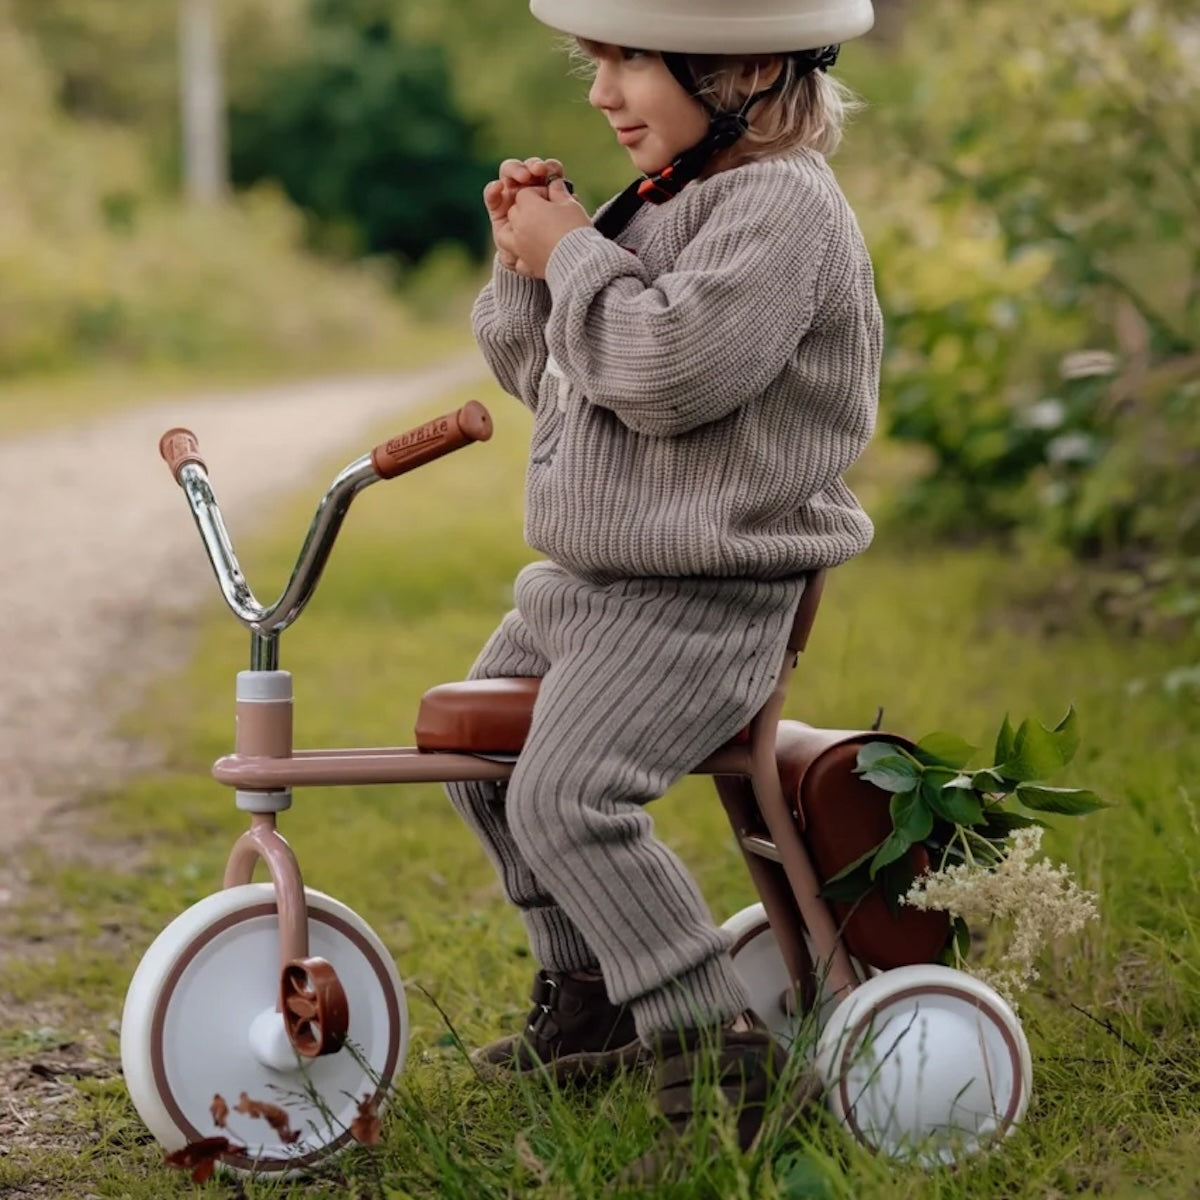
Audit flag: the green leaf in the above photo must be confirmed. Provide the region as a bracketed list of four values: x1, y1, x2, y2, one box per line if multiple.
[971, 766, 1019, 795]
[890, 789, 934, 843]
[1016, 784, 1107, 816]
[998, 707, 1081, 782]
[859, 756, 922, 794]
[856, 741, 902, 772]
[915, 731, 978, 769]
[952, 916, 972, 960]
[878, 855, 920, 917]
[923, 771, 985, 826]
[979, 808, 1047, 837]
[775, 1151, 835, 1200]
[819, 858, 874, 902]
[993, 714, 1016, 766]
[822, 844, 880, 888]
[869, 829, 915, 878]
[1052, 705, 1081, 763]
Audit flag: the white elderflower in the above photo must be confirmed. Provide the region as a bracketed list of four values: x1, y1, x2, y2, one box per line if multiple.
[902, 826, 1099, 1006]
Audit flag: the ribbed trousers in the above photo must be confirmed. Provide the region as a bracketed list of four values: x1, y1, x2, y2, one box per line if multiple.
[445, 560, 804, 1037]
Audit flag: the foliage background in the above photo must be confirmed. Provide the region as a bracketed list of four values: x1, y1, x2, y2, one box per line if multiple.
[847, 0, 1199, 632]
[2, 0, 1197, 618]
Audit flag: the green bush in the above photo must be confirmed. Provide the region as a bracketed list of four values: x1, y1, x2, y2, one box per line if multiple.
[849, 0, 1199, 624]
[0, 12, 413, 379]
[228, 7, 494, 266]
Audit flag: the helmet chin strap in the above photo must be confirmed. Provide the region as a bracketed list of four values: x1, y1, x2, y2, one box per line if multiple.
[636, 53, 784, 204]
[644, 46, 843, 201]
[593, 44, 840, 240]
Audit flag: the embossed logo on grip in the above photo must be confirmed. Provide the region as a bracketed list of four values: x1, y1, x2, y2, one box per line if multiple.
[385, 418, 450, 461]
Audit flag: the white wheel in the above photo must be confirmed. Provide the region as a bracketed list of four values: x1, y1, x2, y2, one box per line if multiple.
[814, 963, 1033, 1166]
[121, 884, 408, 1176]
[723, 902, 856, 1048]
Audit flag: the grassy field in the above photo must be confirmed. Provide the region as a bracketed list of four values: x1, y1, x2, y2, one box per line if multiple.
[1, 383, 1197, 1198]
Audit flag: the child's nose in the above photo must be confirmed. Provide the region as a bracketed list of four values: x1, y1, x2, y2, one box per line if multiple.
[588, 62, 621, 110]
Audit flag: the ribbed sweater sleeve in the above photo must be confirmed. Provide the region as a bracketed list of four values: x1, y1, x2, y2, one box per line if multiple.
[542, 169, 835, 437]
[470, 256, 552, 412]
[471, 150, 880, 582]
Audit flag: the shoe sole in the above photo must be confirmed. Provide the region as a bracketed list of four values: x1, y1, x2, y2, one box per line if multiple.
[470, 1035, 651, 1083]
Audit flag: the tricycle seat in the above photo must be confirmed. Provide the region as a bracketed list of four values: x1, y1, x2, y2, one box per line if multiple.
[415, 677, 750, 755]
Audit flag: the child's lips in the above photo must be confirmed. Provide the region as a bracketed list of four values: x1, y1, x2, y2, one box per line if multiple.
[616, 125, 647, 146]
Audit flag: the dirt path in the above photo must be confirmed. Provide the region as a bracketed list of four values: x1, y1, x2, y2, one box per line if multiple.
[0, 356, 483, 864]
[0, 357, 485, 1187]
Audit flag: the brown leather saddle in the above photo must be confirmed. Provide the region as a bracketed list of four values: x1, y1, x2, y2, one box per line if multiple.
[414, 572, 827, 755]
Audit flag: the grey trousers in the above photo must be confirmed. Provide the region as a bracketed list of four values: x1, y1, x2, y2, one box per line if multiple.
[446, 561, 804, 1037]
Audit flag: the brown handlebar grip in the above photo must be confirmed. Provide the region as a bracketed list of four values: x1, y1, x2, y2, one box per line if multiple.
[370, 400, 493, 480]
[159, 427, 207, 481]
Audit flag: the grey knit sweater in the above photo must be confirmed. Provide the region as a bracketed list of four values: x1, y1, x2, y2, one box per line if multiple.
[471, 148, 882, 581]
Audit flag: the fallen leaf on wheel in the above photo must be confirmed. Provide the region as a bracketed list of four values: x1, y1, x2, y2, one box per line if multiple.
[211, 1093, 229, 1128]
[234, 1091, 301, 1143]
[350, 1093, 381, 1146]
[164, 1136, 246, 1184]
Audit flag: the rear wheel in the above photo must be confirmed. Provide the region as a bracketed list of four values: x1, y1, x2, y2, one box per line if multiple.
[723, 902, 851, 1048]
[815, 963, 1033, 1164]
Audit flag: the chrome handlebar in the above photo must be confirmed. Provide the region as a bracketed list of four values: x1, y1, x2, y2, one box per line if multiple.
[161, 402, 493, 669]
[175, 453, 380, 639]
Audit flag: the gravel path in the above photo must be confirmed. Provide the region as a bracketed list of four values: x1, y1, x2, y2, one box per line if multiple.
[0, 356, 483, 864]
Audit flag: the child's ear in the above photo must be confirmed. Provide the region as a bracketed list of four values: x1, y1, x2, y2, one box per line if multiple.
[734, 55, 785, 94]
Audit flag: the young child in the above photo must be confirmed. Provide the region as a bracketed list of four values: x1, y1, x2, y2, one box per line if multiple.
[447, 0, 881, 1165]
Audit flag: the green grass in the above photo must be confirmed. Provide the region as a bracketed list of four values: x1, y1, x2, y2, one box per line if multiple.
[1, 384, 1197, 1198]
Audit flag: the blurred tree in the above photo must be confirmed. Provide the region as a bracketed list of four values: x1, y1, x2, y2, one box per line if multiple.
[8, 0, 306, 183]
[8, 0, 175, 125]
[179, 0, 228, 205]
[228, 5, 492, 265]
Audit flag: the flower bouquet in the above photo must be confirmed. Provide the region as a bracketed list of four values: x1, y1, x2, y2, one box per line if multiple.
[822, 707, 1104, 1003]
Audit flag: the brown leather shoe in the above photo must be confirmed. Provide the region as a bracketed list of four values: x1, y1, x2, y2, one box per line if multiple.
[471, 969, 647, 1081]
[619, 1017, 822, 1183]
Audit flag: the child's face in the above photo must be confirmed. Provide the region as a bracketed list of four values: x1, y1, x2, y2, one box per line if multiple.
[582, 42, 709, 175]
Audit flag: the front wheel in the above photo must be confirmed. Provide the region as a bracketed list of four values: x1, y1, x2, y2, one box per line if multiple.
[121, 884, 408, 1176]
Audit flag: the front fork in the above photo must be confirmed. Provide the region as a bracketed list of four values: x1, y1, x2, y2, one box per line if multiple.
[223, 669, 348, 1058]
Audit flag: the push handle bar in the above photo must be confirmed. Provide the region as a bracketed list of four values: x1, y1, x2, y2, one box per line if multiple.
[159, 427, 207, 481]
[371, 400, 492, 479]
[159, 401, 494, 658]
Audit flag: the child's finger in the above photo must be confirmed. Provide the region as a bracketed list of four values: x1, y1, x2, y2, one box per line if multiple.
[524, 157, 567, 185]
[499, 158, 532, 185]
[500, 179, 524, 212]
[483, 180, 505, 213]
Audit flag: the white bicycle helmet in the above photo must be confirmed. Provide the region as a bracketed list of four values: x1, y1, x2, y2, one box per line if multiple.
[530, 1, 875, 213]
[529, 0, 875, 55]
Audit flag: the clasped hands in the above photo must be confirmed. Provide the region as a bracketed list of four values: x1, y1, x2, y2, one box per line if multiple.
[484, 157, 593, 279]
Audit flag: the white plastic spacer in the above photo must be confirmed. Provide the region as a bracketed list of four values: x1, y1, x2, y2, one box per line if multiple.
[236, 670, 293, 702]
[236, 789, 293, 813]
[248, 1007, 305, 1073]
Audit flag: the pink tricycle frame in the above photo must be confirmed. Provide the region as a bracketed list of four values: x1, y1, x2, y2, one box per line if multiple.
[161, 402, 861, 1057]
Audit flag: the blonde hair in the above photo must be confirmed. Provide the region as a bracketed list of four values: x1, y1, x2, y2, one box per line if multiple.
[690, 54, 862, 161]
[565, 38, 862, 163]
